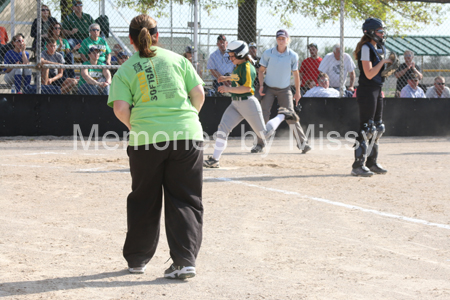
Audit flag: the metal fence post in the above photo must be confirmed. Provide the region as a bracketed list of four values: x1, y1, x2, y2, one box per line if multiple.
[339, 0, 345, 97]
[193, 0, 199, 73]
[36, 0, 41, 94]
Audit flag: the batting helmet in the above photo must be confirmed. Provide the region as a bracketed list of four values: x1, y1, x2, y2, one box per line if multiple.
[362, 17, 386, 45]
[226, 40, 249, 60]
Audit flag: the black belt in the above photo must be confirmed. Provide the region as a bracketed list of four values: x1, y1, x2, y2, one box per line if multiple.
[231, 96, 249, 101]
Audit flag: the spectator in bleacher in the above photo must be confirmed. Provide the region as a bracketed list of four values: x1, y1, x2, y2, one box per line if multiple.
[31, 4, 58, 52]
[394, 50, 423, 97]
[0, 26, 8, 45]
[318, 44, 355, 91]
[300, 43, 322, 95]
[78, 46, 111, 95]
[116, 51, 129, 65]
[46, 22, 80, 78]
[207, 34, 234, 93]
[62, 0, 94, 50]
[400, 73, 425, 98]
[39, 38, 78, 94]
[303, 73, 340, 97]
[426, 76, 450, 98]
[0, 26, 9, 62]
[79, 23, 111, 65]
[111, 43, 122, 64]
[183, 46, 202, 77]
[3, 34, 32, 93]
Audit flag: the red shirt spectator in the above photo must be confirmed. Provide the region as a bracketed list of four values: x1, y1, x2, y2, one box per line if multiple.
[0, 27, 9, 45]
[300, 43, 322, 87]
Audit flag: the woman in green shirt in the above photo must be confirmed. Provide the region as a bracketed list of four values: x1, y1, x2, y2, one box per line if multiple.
[108, 14, 205, 279]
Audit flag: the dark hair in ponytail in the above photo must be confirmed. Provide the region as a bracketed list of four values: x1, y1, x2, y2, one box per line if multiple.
[354, 35, 372, 60]
[129, 14, 158, 58]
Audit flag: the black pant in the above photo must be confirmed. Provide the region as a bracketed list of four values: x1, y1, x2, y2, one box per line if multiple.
[356, 85, 383, 141]
[124, 140, 204, 268]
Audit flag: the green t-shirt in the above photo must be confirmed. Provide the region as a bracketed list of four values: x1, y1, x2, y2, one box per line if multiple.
[78, 61, 104, 86]
[230, 60, 256, 98]
[107, 47, 204, 146]
[79, 37, 111, 64]
[62, 12, 94, 40]
[44, 39, 71, 56]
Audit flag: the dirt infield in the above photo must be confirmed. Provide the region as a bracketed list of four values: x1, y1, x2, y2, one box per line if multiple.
[1, 136, 450, 299]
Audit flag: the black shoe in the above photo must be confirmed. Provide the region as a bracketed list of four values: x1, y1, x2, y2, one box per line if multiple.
[164, 264, 196, 279]
[251, 144, 264, 153]
[351, 166, 374, 177]
[368, 163, 387, 174]
[203, 156, 219, 168]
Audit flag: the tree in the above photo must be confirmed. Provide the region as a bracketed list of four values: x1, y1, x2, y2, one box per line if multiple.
[120, 0, 447, 33]
[237, 0, 257, 44]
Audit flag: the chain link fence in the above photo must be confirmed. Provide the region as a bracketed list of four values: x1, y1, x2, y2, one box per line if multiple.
[0, 0, 449, 97]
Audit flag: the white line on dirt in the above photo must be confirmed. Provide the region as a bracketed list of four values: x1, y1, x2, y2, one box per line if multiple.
[213, 176, 450, 231]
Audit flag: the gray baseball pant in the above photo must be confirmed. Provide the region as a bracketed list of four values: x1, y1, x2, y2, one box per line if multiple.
[217, 96, 273, 143]
[256, 84, 307, 148]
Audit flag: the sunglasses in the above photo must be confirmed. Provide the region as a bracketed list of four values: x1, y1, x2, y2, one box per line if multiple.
[90, 29, 100, 32]
[54, 27, 61, 30]
[41, 8, 49, 11]
[319, 78, 328, 82]
[436, 82, 445, 85]
[376, 29, 385, 34]
[404, 55, 413, 57]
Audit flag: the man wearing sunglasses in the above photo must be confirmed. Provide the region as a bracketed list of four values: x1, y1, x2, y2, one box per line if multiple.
[394, 50, 423, 97]
[426, 76, 450, 98]
[62, 0, 94, 50]
[400, 72, 425, 98]
[79, 23, 111, 65]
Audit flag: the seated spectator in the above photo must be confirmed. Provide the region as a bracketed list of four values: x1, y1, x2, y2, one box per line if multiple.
[78, 46, 111, 95]
[318, 44, 356, 91]
[183, 46, 202, 76]
[3, 34, 32, 93]
[39, 38, 78, 94]
[400, 73, 425, 98]
[116, 51, 129, 65]
[0, 26, 8, 61]
[31, 4, 57, 51]
[303, 73, 340, 97]
[62, 0, 94, 50]
[426, 76, 450, 98]
[300, 43, 322, 94]
[394, 50, 423, 97]
[0, 26, 8, 45]
[46, 22, 80, 78]
[79, 23, 111, 65]
[110, 43, 122, 64]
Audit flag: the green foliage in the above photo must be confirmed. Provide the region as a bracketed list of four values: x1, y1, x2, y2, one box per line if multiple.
[123, 0, 447, 31]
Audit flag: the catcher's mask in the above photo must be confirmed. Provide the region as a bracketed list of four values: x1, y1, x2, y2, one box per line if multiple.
[363, 17, 386, 45]
[227, 40, 249, 60]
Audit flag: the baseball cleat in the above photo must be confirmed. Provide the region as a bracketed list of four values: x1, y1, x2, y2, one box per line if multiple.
[164, 264, 196, 279]
[368, 163, 387, 174]
[203, 156, 220, 168]
[301, 144, 312, 154]
[278, 107, 299, 122]
[351, 166, 374, 177]
[129, 266, 146, 274]
[251, 144, 264, 153]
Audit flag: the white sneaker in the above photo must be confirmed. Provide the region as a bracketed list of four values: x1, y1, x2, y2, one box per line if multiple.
[129, 266, 146, 274]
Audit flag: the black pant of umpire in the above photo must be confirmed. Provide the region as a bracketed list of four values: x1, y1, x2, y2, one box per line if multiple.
[124, 140, 204, 268]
